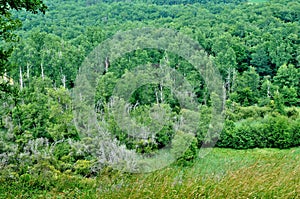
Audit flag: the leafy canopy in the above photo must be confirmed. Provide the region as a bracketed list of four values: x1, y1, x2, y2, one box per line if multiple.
[0, 0, 47, 76]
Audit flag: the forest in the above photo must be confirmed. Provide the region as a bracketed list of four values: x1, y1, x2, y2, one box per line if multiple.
[0, 0, 299, 198]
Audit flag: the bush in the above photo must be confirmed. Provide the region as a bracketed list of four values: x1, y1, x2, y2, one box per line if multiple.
[286, 107, 299, 119]
[74, 160, 93, 177]
[217, 115, 299, 149]
[225, 103, 271, 121]
[290, 118, 300, 147]
[171, 131, 198, 166]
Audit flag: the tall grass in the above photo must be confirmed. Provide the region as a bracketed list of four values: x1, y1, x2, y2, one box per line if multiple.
[1, 148, 299, 198]
[96, 148, 299, 198]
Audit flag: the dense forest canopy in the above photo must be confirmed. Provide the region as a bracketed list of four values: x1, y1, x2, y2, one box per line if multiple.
[0, 0, 47, 95]
[0, 0, 299, 186]
[11, 0, 300, 81]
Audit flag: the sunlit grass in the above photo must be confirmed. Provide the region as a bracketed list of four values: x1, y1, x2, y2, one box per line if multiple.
[95, 148, 299, 198]
[1, 148, 299, 198]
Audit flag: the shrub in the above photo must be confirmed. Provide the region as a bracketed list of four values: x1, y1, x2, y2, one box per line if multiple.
[74, 160, 93, 177]
[217, 114, 299, 149]
[171, 131, 198, 166]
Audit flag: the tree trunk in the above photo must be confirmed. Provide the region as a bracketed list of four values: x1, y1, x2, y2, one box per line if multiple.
[41, 62, 44, 80]
[222, 83, 226, 111]
[105, 56, 110, 73]
[159, 84, 164, 104]
[19, 66, 23, 90]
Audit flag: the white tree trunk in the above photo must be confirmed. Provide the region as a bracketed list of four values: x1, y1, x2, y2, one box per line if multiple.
[19, 66, 23, 90]
[105, 57, 109, 73]
[26, 62, 30, 80]
[41, 62, 44, 80]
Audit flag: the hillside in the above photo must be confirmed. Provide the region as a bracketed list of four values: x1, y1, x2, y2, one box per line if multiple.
[0, 0, 299, 197]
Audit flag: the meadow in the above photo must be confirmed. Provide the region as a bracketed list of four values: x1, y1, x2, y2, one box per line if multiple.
[1, 147, 299, 198]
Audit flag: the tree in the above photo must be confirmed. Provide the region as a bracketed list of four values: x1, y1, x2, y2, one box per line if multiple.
[273, 64, 300, 106]
[273, 64, 299, 88]
[250, 44, 272, 76]
[230, 67, 260, 106]
[0, 0, 47, 94]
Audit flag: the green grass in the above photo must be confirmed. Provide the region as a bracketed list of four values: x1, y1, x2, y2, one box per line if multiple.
[248, 0, 268, 3]
[1, 148, 299, 198]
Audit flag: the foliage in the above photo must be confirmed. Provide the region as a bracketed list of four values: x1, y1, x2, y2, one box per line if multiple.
[217, 114, 300, 149]
[0, 0, 300, 195]
[171, 131, 198, 166]
[0, 0, 47, 76]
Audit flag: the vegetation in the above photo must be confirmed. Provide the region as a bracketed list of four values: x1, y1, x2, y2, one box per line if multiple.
[0, 0, 299, 197]
[0, 148, 299, 198]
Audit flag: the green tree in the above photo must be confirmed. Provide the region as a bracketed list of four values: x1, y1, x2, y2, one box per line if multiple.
[230, 67, 260, 106]
[46, 87, 78, 141]
[273, 64, 300, 106]
[0, 0, 47, 77]
[273, 64, 299, 89]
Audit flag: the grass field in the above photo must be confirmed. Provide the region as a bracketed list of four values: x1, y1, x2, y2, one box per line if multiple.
[248, 0, 268, 3]
[1, 147, 299, 198]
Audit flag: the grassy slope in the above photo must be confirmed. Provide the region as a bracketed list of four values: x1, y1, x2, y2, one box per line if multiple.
[1, 148, 299, 198]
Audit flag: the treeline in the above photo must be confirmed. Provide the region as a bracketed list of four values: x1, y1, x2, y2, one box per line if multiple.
[99, 0, 247, 5]
[11, 0, 300, 84]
